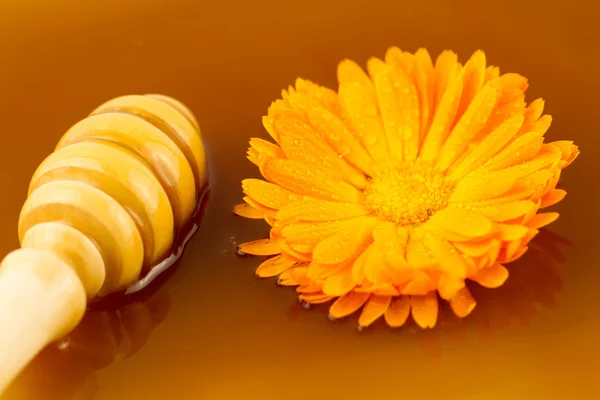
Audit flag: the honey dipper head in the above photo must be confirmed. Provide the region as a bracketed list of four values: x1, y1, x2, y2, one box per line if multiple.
[18, 94, 206, 297]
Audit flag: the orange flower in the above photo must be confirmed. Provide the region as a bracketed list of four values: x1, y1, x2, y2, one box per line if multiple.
[234, 48, 579, 329]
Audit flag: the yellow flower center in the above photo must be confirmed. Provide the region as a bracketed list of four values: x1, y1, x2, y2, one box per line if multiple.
[363, 164, 454, 226]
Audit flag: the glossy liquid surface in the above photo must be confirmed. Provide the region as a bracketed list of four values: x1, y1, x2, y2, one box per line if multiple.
[0, 0, 598, 398]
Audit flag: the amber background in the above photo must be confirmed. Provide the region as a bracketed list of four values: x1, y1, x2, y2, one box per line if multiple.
[0, 0, 598, 398]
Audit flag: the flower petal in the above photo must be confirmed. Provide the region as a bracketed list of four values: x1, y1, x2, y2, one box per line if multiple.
[526, 212, 559, 229]
[279, 241, 312, 262]
[477, 73, 527, 136]
[368, 225, 415, 286]
[243, 196, 275, 214]
[322, 269, 356, 297]
[239, 239, 281, 256]
[329, 291, 370, 319]
[422, 233, 468, 277]
[437, 275, 465, 300]
[541, 189, 567, 208]
[471, 263, 509, 288]
[449, 167, 519, 203]
[299, 292, 334, 304]
[485, 131, 544, 171]
[410, 291, 438, 328]
[504, 245, 529, 263]
[276, 198, 370, 223]
[294, 78, 343, 117]
[456, 50, 487, 121]
[373, 222, 409, 263]
[281, 217, 373, 246]
[484, 240, 502, 268]
[521, 228, 539, 248]
[405, 236, 436, 268]
[428, 206, 493, 238]
[247, 137, 285, 167]
[263, 158, 361, 203]
[471, 200, 537, 222]
[484, 65, 500, 84]
[277, 279, 298, 287]
[412, 48, 435, 140]
[286, 93, 374, 175]
[380, 47, 434, 147]
[433, 51, 459, 109]
[421, 226, 471, 243]
[290, 243, 314, 254]
[498, 73, 529, 97]
[306, 259, 349, 280]
[550, 140, 580, 168]
[358, 295, 391, 327]
[296, 281, 322, 293]
[233, 203, 267, 219]
[277, 268, 299, 286]
[401, 270, 435, 295]
[454, 239, 497, 257]
[289, 266, 309, 285]
[351, 247, 369, 285]
[338, 59, 391, 163]
[363, 243, 400, 285]
[371, 61, 420, 162]
[502, 144, 562, 179]
[472, 170, 549, 207]
[262, 108, 282, 143]
[449, 287, 476, 318]
[436, 78, 498, 171]
[449, 113, 524, 180]
[419, 63, 463, 162]
[385, 47, 415, 73]
[367, 59, 403, 162]
[515, 170, 556, 201]
[274, 113, 367, 188]
[519, 115, 552, 140]
[384, 295, 411, 327]
[495, 223, 529, 241]
[242, 179, 300, 210]
[312, 217, 376, 265]
[372, 285, 401, 296]
[256, 255, 297, 278]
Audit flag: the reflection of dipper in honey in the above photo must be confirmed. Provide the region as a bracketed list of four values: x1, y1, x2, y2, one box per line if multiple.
[1, 289, 170, 400]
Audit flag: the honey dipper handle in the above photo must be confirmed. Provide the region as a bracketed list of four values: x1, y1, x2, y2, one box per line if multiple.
[0, 248, 86, 392]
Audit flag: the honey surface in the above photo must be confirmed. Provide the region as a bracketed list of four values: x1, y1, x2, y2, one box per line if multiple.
[0, 0, 598, 398]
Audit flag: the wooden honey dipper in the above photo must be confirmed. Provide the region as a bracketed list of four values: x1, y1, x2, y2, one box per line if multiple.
[0, 94, 206, 392]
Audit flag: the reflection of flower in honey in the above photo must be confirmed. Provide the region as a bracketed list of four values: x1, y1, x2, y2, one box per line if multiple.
[2, 290, 171, 400]
[469, 228, 567, 334]
[415, 228, 570, 357]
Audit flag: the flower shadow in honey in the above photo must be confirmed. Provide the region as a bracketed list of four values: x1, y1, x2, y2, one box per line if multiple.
[1, 190, 210, 400]
[286, 228, 571, 356]
[414, 228, 571, 358]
